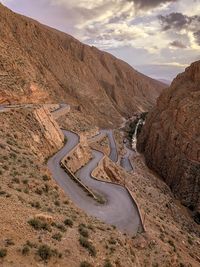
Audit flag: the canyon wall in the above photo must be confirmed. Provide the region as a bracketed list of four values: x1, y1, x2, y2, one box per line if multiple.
[137, 61, 200, 218]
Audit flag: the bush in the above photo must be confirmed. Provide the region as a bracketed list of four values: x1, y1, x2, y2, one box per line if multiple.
[22, 245, 30, 255]
[5, 239, 14, 246]
[104, 259, 113, 267]
[54, 200, 60, 206]
[79, 225, 89, 238]
[28, 218, 50, 231]
[108, 237, 116, 245]
[42, 175, 50, 181]
[64, 218, 73, 227]
[80, 261, 94, 267]
[79, 236, 96, 257]
[0, 248, 7, 258]
[52, 233, 62, 241]
[37, 244, 52, 261]
[54, 223, 66, 232]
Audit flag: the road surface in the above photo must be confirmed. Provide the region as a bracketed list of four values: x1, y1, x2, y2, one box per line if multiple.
[48, 130, 143, 235]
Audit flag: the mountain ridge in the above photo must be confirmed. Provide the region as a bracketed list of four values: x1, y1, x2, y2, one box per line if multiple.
[0, 3, 165, 127]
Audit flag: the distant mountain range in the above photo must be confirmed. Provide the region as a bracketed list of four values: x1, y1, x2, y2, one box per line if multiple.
[158, 79, 171, 86]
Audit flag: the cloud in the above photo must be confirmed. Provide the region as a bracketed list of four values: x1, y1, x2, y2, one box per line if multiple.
[132, 0, 177, 9]
[159, 12, 191, 30]
[159, 12, 200, 46]
[194, 31, 200, 45]
[169, 40, 187, 48]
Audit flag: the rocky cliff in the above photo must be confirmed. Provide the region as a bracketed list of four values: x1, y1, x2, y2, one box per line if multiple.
[0, 3, 164, 127]
[137, 61, 200, 220]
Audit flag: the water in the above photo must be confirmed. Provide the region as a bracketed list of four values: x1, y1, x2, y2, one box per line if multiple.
[132, 118, 144, 152]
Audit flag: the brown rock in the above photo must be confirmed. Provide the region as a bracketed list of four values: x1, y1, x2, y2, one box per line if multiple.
[0, 3, 165, 127]
[137, 60, 200, 214]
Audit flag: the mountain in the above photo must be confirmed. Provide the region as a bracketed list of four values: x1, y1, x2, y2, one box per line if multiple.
[0, 3, 164, 127]
[137, 60, 200, 221]
[158, 79, 171, 86]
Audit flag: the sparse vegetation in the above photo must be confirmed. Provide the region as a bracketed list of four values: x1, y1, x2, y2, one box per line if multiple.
[22, 245, 30, 255]
[53, 223, 66, 232]
[37, 244, 53, 261]
[64, 218, 73, 227]
[0, 248, 7, 258]
[79, 224, 89, 238]
[28, 218, 50, 231]
[52, 233, 62, 241]
[80, 261, 94, 267]
[79, 236, 96, 257]
[42, 175, 50, 181]
[104, 259, 113, 267]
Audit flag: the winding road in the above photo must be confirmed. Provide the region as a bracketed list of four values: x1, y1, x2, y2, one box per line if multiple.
[1, 104, 143, 235]
[48, 128, 143, 235]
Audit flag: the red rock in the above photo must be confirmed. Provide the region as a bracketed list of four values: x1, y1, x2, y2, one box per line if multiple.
[137, 61, 200, 215]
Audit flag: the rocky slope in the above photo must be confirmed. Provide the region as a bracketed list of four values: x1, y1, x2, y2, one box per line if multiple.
[0, 106, 200, 267]
[0, 3, 164, 127]
[137, 60, 200, 220]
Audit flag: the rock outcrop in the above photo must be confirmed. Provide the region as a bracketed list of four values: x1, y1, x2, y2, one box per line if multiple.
[0, 3, 165, 127]
[137, 61, 200, 218]
[33, 107, 64, 151]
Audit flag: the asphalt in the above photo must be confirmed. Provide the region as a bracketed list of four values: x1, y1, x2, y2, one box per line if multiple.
[120, 146, 133, 172]
[101, 129, 118, 162]
[48, 130, 143, 235]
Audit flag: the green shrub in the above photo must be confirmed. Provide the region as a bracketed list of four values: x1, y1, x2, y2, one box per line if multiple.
[0, 248, 7, 258]
[80, 261, 94, 267]
[37, 244, 52, 261]
[12, 178, 20, 184]
[28, 218, 50, 231]
[79, 236, 96, 257]
[108, 237, 116, 245]
[54, 200, 60, 206]
[5, 239, 14, 246]
[52, 233, 62, 241]
[22, 245, 30, 255]
[42, 175, 50, 181]
[79, 225, 89, 238]
[64, 218, 73, 227]
[104, 259, 113, 267]
[54, 223, 66, 232]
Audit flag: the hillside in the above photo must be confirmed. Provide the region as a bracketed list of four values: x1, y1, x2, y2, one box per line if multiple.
[0, 3, 164, 127]
[137, 60, 200, 222]
[0, 106, 199, 266]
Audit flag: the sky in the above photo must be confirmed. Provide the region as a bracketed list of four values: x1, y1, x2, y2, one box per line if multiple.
[2, 0, 200, 81]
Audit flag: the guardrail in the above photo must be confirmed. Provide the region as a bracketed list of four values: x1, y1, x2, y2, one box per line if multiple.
[60, 161, 98, 200]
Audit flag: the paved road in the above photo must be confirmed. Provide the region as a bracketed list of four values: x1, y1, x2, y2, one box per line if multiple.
[120, 146, 133, 172]
[100, 129, 118, 162]
[90, 129, 133, 172]
[48, 130, 143, 235]
[1, 104, 142, 234]
[88, 129, 118, 162]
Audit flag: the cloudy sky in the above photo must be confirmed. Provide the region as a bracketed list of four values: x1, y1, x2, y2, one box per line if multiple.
[2, 0, 200, 81]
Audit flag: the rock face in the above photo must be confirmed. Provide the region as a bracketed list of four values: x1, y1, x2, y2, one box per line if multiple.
[0, 4, 165, 127]
[33, 107, 64, 151]
[137, 61, 200, 216]
[63, 134, 92, 173]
